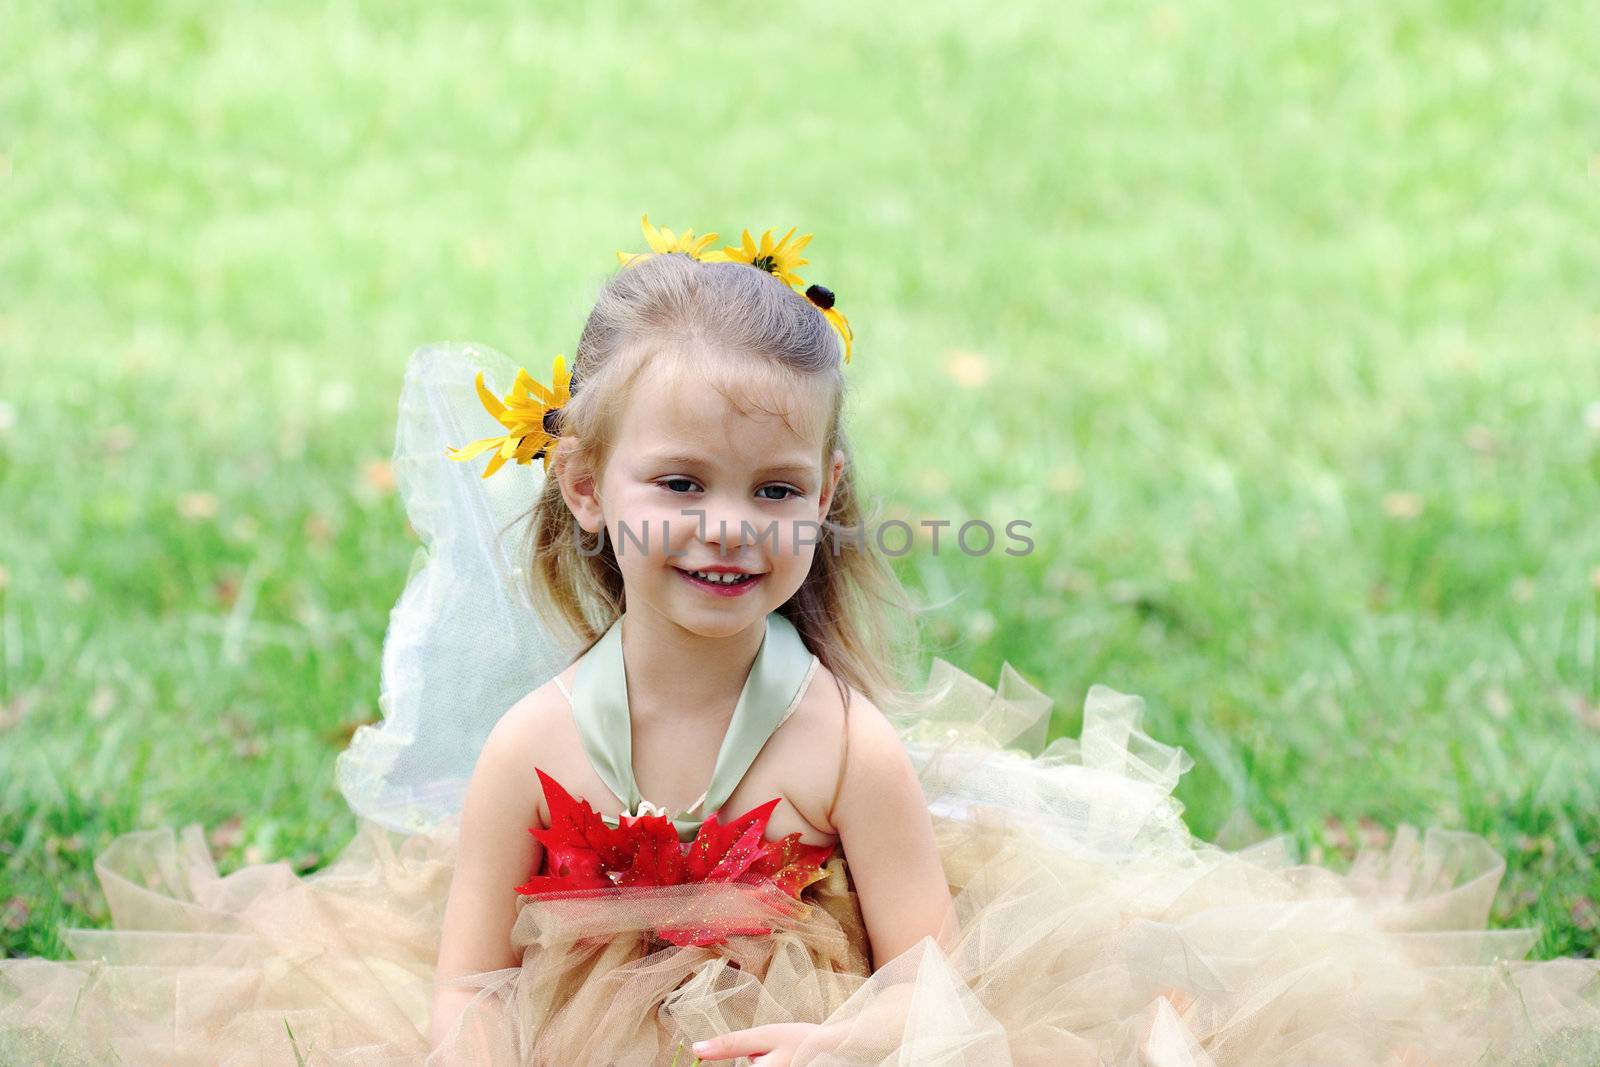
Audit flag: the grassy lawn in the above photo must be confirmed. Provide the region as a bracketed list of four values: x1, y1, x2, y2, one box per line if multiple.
[2, 0, 1597, 965]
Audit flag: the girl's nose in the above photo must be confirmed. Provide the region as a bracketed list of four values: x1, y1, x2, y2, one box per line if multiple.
[701, 510, 749, 550]
[697, 496, 763, 553]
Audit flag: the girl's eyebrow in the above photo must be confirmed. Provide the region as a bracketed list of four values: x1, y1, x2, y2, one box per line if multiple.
[641, 452, 817, 477]
[757, 462, 818, 478]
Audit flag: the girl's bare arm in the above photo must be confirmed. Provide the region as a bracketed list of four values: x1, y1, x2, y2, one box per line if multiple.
[428, 700, 547, 1051]
[831, 696, 959, 969]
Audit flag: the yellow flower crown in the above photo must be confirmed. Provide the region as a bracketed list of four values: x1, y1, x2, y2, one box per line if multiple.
[446, 215, 854, 479]
[615, 216, 854, 362]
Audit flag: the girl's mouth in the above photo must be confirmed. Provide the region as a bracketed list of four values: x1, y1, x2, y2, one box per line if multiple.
[675, 567, 766, 597]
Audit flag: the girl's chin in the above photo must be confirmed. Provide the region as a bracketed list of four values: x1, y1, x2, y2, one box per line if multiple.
[661, 602, 774, 641]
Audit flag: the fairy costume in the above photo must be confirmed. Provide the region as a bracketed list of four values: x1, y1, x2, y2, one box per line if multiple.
[6, 235, 1600, 1065]
[437, 607, 875, 1064]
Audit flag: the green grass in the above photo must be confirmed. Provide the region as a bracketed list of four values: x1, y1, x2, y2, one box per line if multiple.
[2, 0, 1597, 971]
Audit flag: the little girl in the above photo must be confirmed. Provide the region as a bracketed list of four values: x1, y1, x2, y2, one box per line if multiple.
[3, 218, 1599, 1065]
[428, 220, 959, 1062]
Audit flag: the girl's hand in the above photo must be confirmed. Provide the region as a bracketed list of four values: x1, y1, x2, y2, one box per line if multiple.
[691, 1022, 838, 1066]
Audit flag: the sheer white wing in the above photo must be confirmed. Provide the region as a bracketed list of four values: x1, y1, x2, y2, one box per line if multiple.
[335, 343, 581, 834]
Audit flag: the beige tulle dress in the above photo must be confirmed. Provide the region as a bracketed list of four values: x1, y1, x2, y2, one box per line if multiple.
[4, 345, 1599, 1064]
[3, 646, 1600, 1064]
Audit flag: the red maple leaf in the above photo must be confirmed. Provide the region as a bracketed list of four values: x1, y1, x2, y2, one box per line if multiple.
[515, 768, 836, 947]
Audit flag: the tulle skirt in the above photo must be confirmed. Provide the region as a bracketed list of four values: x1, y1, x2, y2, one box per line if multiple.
[4, 663, 1599, 1066]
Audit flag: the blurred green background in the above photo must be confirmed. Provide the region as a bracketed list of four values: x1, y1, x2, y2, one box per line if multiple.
[2, 0, 1597, 964]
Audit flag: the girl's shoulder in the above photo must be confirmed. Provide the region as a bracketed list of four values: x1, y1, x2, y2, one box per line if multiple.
[789, 659, 875, 741]
[478, 667, 587, 829]
[494, 666, 579, 744]
[803, 658, 896, 738]
[793, 660, 936, 839]
[776, 659, 897, 836]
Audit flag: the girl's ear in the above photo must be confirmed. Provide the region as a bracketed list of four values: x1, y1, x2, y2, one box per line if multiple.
[818, 448, 846, 518]
[554, 437, 606, 534]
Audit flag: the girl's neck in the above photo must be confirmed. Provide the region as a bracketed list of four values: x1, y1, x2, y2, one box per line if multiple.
[617, 607, 769, 726]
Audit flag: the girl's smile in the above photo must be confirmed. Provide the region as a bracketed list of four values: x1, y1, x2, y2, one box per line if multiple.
[673, 564, 768, 597]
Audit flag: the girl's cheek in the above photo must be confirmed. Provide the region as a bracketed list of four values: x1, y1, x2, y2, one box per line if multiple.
[760, 517, 783, 550]
[634, 501, 687, 552]
[770, 521, 799, 564]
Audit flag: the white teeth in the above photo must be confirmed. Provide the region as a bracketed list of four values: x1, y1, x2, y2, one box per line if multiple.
[688, 570, 751, 584]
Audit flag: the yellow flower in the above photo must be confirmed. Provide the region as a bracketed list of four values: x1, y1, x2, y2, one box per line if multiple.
[799, 282, 854, 364]
[704, 226, 812, 289]
[616, 214, 721, 267]
[445, 355, 572, 478]
[614, 216, 856, 363]
[822, 304, 853, 363]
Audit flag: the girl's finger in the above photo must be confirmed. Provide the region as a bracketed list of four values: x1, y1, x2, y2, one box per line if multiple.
[692, 1027, 774, 1060]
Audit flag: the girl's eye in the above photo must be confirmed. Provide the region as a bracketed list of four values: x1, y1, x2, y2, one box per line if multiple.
[659, 477, 701, 494]
[657, 479, 799, 501]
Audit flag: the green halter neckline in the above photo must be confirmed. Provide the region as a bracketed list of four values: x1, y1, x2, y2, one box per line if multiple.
[568, 610, 819, 842]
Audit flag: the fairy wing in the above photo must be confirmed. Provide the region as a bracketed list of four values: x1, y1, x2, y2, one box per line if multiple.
[336, 343, 582, 835]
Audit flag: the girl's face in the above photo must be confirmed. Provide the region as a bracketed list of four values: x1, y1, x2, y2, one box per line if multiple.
[562, 359, 845, 640]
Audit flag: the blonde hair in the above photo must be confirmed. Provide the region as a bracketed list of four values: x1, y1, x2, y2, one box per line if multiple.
[519, 251, 934, 713]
